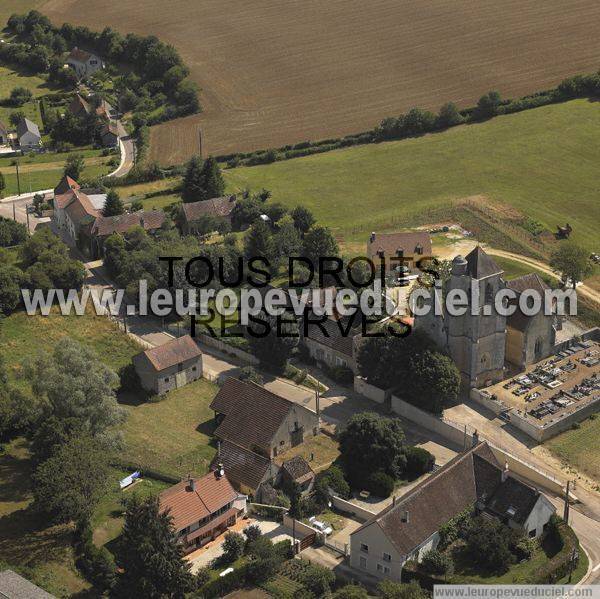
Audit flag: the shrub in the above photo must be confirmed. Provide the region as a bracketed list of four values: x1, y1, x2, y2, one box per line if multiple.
[405, 446, 435, 480]
[243, 523, 262, 544]
[221, 531, 245, 562]
[366, 471, 395, 498]
[421, 549, 453, 576]
[314, 465, 350, 506]
[533, 516, 580, 583]
[118, 363, 142, 392]
[237, 366, 263, 385]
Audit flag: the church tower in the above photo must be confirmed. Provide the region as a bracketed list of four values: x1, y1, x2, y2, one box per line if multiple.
[444, 247, 506, 389]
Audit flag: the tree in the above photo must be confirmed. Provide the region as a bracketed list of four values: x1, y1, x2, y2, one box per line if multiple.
[0, 386, 40, 439]
[243, 523, 262, 545]
[366, 470, 395, 497]
[247, 309, 299, 372]
[303, 225, 339, 268]
[9, 86, 32, 107]
[182, 155, 224, 202]
[437, 101, 463, 128]
[291, 205, 315, 234]
[333, 585, 369, 599]
[9, 111, 25, 127]
[377, 580, 429, 599]
[115, 495, 194, 598]
[102, 189, 125, 217]
[464, 516, 515, 573]
[405, 350, 460, 414]
[25, 338, 124, 439]
[404, 446, 435, 480]
[275, 214, 302, 262]
[231, 195, 262, 230]
[339, 412, 407, 484]
[32, 434, 109, 523]
[237, 366, 264, 385]
[0, 266, 24, 314]
[550, 241, 593, 289]
[244, 220, 276, 269]
[222, 531, 245, 562]
[0, 171, 5, 197]
[63, 153, 85, 180]
[0, 217, 27, 246]
[475, 91, 502, 119]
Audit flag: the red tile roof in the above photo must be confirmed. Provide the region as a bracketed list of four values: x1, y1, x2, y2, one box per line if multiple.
[91, 209, 165, 237]
[63, 189, 99, 224]
[54, 175, 80, 197]
[211, 440, 276, 491]
[182, 196, 237, 221]
[159, 470, 238, 532]
[67, 47, 93, 63]
[137, 335, 201, 372]
[68, 94, 91, 117]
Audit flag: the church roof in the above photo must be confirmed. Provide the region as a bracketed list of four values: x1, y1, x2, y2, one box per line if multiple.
[465, 246, 503, 279]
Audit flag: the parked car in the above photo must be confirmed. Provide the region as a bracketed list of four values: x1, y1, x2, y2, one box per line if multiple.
[309, 516, 332, 535]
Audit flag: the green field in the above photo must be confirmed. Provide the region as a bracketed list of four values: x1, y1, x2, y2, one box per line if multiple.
[0, 64, 47, 126]
[226, 100, 600, 250]
[494, 256, 555, 285]
[546, 416, 600, 484]
[0, 1, 42, 29]
[121, 378, 219, 478]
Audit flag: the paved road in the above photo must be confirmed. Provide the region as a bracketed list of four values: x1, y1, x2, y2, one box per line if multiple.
[109, 136, 135, 178]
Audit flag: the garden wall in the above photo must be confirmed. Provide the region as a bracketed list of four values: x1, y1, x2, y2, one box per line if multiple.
[354, 376, 391, 404]
[330, 495, 377, 522]
[197, 333, 259, 366]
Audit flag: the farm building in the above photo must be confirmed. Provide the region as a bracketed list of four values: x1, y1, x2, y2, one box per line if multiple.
[280, 455, 315, 494]
[179, 195, 237, 234]
[350, 442, 555, 582]
[133, 335, 203, 395]
[210, 378, 320, 459]
[52, 179, 99, 247]
[68, 93, 92, 118]
[17, 118, 41, 149]
[159, 469, 247, 554]
[66, 47, 104, 78]
[100, 121, 120, 147]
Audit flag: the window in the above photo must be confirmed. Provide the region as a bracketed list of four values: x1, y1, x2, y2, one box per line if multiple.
[396, 247, 404, 258]
[377, 563, 391, 574]
[529, 529, 536, 538]
[485, 282, 494, 304]
[383, 552, 391, 562]
[360, 543, 369, 553]
[359, 556, 367, 569]
[164, 377, 170, 383]
[192, 366, 197, 372]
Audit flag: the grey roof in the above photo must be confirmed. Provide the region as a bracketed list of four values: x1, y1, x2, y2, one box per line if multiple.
[17, 118, 40, 139]
[465, 246, 503, 279]
[0, 570, 56, 599]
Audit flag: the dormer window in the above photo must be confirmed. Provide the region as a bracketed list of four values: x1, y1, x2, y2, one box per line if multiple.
[415, 244, 423, 255]
[377, 249, 385, 258]
[396, 247, 404, 258]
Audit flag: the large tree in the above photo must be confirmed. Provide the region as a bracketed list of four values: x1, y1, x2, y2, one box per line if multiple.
[302, 225, 339, 267]
[464, 516, 516, 573]
[63, 153, 85, 180]
[0, 172, 5, 198]
[182, 155, 224, 202]
[32, 434, 110, 523]
[115, 495, 194, 599]
[339, 412, 407, 481]
[406, 350, 460, 414]
[25, 338, 124, 439]
[0, 266, 24, 314]
[244, 220, 276, 270]
[102, 189, 125, 217]
[291, 205, 315, 235]
[550, 241, 593, 289]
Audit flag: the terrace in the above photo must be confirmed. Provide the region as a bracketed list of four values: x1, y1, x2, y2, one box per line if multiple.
[483, 340, 600, 426]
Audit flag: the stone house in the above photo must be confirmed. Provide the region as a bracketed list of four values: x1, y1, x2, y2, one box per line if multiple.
[350, 442, 556, 582]
[211, 439, 280, 502]
[66, 47, 104, 78]
[159, 469, 247, 554]
[505, 273, 556, 369]
[68, 94, 92, 118]
[17, 118, 41, 149]
[179, 195, 237, 234]
[280, 455, 315, 494]
[52, 180, 99, 246]
[210, 378, 320, 460]
[367, 231, 432, 273]
[133, 335, 203, 395]
[100, 121, 119, 147]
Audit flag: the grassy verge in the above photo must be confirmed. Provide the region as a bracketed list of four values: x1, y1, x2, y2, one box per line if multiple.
[120, 378, 219, 478]
[494, 256, 555, 284]
[545, 415, 600, 485]
[225, 99, 600, 251]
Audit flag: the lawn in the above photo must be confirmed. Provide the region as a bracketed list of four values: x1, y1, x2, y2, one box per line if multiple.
[0, 307, 141, 390]
[0, 438, 92, 598]
[91, 468, 170, 548]
[0, 64, 47, 126]
[545, 415, 600, 484]
[121, 378, 219, 478]
[226, 100, 600, 251]
[274, 432, 339, 473]
[494, 256, 555, 285]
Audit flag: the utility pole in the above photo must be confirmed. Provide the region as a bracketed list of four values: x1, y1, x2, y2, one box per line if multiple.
[12, 202, 16, 221]
[563, 480, 570, 524]
[198, 128, 203, 159]
[14, 160, 21, 197]
[315, 386, 320, 416]
[26, 204, 30, 232]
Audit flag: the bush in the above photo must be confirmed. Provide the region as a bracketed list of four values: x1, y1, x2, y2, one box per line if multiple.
[405, 446, 435, 480]
[237, 366, 263, 385]
[243, 523, 262, 544]
[314, 465, 350, 506]
[221, 531, 245, 563]
[366, 471, 395, 498]
[73, 521, 116, 590]
[533, 516, 580, 583]
[118, 362, 142, 392]
[421, 549, 453, 576]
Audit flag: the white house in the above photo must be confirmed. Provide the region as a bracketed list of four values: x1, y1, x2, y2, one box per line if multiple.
[349, 442, 556, 582]
[66, 47, 104, 78]
[17, 118, 41, 149]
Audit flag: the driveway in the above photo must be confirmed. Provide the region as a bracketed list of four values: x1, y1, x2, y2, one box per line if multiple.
[186, 518, 297, 573]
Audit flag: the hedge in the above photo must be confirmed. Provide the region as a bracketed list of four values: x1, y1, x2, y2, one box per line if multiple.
[532, 517, 581, 584]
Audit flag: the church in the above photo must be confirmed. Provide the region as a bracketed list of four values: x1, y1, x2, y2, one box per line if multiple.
[416, 247, 556, 390]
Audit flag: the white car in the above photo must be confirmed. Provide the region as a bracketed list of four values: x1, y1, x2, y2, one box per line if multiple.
[309, 516, 333, 535]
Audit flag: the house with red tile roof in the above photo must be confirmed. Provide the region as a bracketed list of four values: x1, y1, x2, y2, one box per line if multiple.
[367, 231, 432, 273]
[52, 177, 99, 246]
[133, 335, 203, 395]
[159, 469, 247, 554]
[179, 196, 237, 235]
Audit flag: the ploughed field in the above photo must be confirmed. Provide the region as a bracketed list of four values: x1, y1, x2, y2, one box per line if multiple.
[40, 0, 600, 164]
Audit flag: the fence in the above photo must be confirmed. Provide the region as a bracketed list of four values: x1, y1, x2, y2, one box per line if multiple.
[330, 495, 378, 521]
[354, 376, 391, 404]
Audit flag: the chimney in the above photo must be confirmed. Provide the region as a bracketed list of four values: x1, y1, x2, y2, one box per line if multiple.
[215, 462, 224, 479]
[392, 496, 396, 506]
[501, 462, 509, 483]
[370, 232, 375, 243]
[471, 429, 479, 448]
[188, 475, 196, 491]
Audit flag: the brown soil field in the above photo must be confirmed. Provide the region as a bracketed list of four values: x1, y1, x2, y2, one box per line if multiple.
[41, 0, 600, 164]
